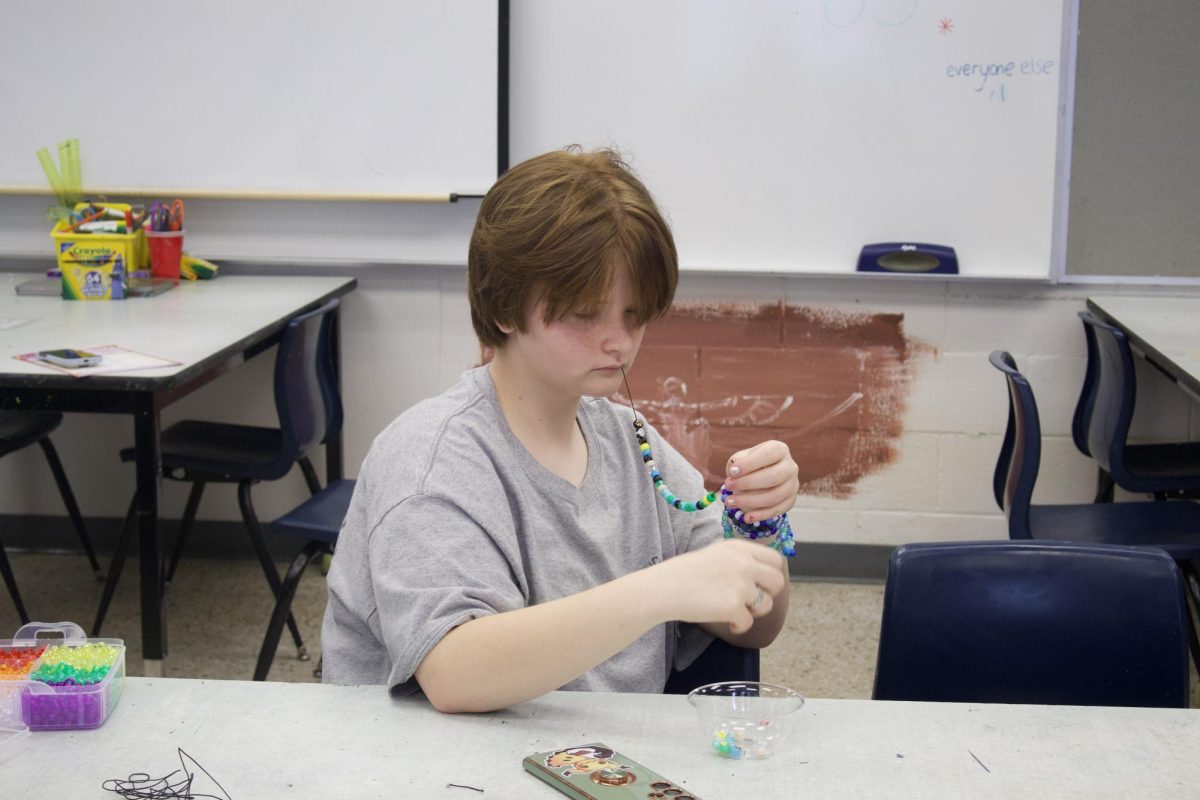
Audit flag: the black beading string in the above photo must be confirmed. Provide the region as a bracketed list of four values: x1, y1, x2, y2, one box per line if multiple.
[102, 748, 232, 800]
[619, 366, 640, 420]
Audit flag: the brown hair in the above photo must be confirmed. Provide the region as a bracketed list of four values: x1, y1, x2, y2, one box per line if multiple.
[468, 147, 678, 348]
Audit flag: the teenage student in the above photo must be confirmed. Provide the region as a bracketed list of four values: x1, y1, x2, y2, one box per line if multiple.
[322, 148, 800, 713]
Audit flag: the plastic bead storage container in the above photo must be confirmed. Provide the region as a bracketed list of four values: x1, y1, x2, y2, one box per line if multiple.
[0, 622, 125, 732]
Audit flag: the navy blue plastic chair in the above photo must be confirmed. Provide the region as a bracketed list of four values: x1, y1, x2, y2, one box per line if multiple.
[1073, 311, 1200, 501]
[991, 350, 1200, 667]
[93, 299, 343, 664]
[663, 637, 760, 695]
[873, 541, 1190, 707]
[253, 477, 355, 681]
[1071, 310, 1111, 500]
[0, 412, 102, 623]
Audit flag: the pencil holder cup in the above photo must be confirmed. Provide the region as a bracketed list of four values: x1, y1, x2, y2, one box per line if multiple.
[146, 229, 184, 285]
[687, 681, 804, 760]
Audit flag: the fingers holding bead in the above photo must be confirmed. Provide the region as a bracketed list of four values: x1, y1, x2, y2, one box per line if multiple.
[722, 443, 799, 521]
[724, 460, 793, 503]
[726, 484, 796, 524]
[673, 541, 787, 631]
[725, 440, 791, 481]
[725, 455, 795, 494]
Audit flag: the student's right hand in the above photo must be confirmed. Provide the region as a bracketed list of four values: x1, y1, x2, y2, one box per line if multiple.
[649, 539, 787, 634]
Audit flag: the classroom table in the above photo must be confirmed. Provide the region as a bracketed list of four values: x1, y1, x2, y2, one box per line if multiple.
[0, 274, 356, 671]
[2, 678, 1199, 798]
[1087, 295, 1200, 398]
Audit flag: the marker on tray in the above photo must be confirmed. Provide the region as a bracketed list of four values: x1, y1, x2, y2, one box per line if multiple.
[76, 221, 127, 234]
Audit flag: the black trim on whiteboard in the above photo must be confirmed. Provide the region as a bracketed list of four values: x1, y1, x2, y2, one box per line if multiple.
[498, 0, 510, 177]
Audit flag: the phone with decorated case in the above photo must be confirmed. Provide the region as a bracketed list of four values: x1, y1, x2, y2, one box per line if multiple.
[38, 349, 102, 368]
[522, 743, 703, 800]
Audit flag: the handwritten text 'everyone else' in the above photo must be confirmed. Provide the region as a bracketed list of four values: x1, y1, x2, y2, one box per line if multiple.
[946, 58, 1056, 93]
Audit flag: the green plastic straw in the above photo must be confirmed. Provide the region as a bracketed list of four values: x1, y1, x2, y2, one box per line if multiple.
[38, 139, 83, 220]
[66, 138, 81, 197]
[36, 146, 66, 203]
[58, 139, 82, 204]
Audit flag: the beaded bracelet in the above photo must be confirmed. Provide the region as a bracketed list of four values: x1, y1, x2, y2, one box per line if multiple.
[624, 369, 796, 558]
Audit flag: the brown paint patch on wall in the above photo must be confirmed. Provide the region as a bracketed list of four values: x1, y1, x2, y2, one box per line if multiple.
[617, 302, 934, 498]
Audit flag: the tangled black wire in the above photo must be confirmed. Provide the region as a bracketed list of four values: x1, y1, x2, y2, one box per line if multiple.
[102, 748, 232, 800]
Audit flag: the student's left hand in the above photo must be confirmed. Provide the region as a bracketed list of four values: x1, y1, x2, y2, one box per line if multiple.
[722, 440, 800, 524]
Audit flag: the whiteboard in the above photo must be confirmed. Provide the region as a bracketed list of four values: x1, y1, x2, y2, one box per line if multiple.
[511, 0, 1068, 278]
[0, 1, 499, 199]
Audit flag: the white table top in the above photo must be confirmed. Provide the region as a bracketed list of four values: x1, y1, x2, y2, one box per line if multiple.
[1087, 295, 1200, 397]
[3, 678, 1198, 799]
[0, 274, 355, 385]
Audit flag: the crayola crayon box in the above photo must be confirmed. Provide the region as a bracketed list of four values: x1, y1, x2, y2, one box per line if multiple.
[50, 203, 148, 300]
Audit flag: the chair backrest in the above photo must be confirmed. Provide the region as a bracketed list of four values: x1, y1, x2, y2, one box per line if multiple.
[662, 638, 760, 695]
[316, 301, 344, 445]
[988, 351, 1040, 539]
[1076, 311, 1139, 482]
[275, 299, 341, 468]
[872, 540, 1191, 708]
[1070, 311, 1101, 457]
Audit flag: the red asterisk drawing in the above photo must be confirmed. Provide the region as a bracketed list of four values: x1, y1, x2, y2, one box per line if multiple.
[938, 18, 954, 34]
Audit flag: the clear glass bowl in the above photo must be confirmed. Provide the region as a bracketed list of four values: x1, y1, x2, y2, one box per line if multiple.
[686, 681, 804, 760]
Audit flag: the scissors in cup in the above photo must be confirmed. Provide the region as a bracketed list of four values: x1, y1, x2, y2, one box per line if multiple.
[149, 199, 185, 232]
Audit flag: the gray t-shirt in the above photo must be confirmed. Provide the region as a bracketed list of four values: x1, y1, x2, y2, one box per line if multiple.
[321, 365, 720, 694]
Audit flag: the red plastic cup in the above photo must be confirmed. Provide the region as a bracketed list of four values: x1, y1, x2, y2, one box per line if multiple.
[146, 229, 184, 285]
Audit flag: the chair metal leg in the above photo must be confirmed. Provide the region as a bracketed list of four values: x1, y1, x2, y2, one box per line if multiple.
[92, 497, 138, 636]
[254, 540, 326, 681]
[38, 437, 102, 579]
[0, 533, 30, 625]
[1093, 468, 1114, 503]
[237, 480, 308, 660]
[1180, 561, 1200, 679]
[297, 456, 322, 496]
[165, 481, 206, 586]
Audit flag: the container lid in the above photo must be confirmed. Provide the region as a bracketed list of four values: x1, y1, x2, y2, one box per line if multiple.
[13, 621, 88, 644]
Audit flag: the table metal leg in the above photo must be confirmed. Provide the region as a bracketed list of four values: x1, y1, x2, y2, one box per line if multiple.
[133, 392, 167, 664]
[326, 307, 345, 482]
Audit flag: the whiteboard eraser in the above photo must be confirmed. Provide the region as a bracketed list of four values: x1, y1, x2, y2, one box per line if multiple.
[857, 243, 958, 275]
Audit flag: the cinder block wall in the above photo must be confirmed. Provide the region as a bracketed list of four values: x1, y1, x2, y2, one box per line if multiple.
[2, 266, 1196, 550]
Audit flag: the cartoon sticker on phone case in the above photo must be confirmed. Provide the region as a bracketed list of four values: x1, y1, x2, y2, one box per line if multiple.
[545, 745, 630, 779]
